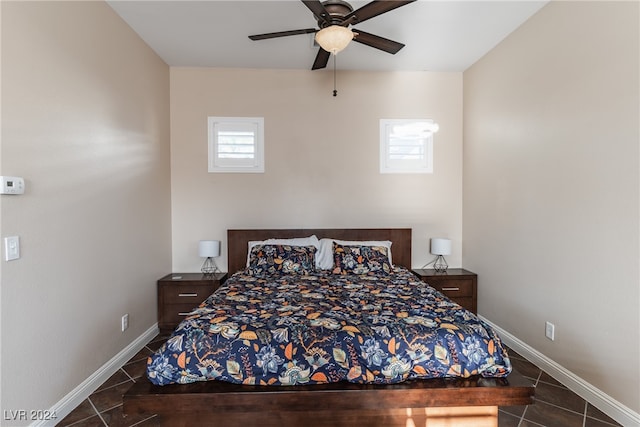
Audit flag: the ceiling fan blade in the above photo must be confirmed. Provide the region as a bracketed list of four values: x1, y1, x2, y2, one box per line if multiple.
[311, 48, 331, 70]
[249, 28, 317, 41]
[301, 0, 331, 25]
[352, 29, 405, 54]
[345, 0, 416, 24]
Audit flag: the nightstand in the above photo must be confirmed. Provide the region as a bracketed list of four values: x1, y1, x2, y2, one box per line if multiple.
[157, 272, 227, 333]
[412, 268, 477, 314]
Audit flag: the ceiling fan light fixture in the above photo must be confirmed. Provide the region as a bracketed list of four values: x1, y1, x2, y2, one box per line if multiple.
[315, 25, 353, 54]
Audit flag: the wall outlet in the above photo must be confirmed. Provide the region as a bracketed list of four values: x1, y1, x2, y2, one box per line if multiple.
[4, 236, 20, 261]
[545, 321, 555, 341]
[121, 314, 129, 332]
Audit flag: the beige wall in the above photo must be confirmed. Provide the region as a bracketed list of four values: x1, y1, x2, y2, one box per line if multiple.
[170, 68, 464, 272]
[463, 1, 639, 413]
[1, 1, 171, 419]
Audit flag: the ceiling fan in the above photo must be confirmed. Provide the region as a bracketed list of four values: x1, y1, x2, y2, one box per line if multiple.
[248, 0, 416, 70]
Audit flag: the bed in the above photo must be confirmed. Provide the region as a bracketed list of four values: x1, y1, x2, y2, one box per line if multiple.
[123, 228, 534, 426]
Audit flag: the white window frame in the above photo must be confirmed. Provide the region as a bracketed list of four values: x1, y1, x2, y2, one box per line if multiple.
[208, 116, 264, 173]
[379, 119, 438, 174]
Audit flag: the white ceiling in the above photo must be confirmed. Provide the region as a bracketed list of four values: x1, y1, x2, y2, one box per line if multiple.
[107, 0, 548, 72]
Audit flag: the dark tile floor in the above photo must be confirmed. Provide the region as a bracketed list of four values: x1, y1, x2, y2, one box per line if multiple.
[499, 349, 621, 427]
[58, 337, 622, 427]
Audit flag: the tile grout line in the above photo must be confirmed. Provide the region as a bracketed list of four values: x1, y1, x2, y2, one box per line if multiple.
[87, 398, 109, 427]
[121, 366, 136, 382]
[536, 376, 570, 390]
[509, 348, 622, 426]
[544, 372, 615, 422]
[524, 390, 621, 425]
[129, 414, 159, 427]
[585, 414, 622, 427]
[530, 370, 595, 419]
[100, 403, 126, 415]
[581, 402, 622, 427]
[96, 376, 136, 394]
[520, 368, 618, 426]
[59, 408, 98, 427]
[144, 345, 155, 358]
[536, 398, 591, 418]
[518, 369, 543, 427]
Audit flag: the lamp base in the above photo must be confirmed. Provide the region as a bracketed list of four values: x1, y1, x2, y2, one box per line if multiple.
[433, 255, 449, 273]
[201, 257, 220, 275]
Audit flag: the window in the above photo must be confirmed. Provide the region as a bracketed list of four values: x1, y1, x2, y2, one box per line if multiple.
[379, 119, 439, 174]
[208, 117, 264, 173]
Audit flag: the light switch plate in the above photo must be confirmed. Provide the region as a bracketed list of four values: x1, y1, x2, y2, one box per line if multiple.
[4, 236, 20, 261]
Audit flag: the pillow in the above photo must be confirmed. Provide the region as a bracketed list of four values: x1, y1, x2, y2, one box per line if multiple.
[331, 243, 392, 275]
[317, 238, 393, 270]
[246, 235, 320, 267]
[316, 238, 335, 270]
[247, 244, 317, 276]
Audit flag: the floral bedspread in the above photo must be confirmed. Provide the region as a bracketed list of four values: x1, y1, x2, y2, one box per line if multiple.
[147, 267, 511, 386]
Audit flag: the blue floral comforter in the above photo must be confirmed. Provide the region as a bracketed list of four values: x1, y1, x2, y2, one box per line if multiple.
[147, 267, 511, 386]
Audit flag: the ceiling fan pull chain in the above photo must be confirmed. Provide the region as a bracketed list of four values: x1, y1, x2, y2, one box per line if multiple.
[333, 54, 338, 97]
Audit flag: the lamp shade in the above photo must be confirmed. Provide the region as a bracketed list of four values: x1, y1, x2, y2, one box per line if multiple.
[430, 238, 451, 256]
[199, 240, 220, 258]
[315, 25, 354, 54]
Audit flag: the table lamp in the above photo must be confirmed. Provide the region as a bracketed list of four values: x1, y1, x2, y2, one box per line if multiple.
[430, 238, 451, 273]
[199, 240, 221, 275]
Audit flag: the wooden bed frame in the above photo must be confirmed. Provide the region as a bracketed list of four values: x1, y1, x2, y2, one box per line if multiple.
[123, 228, 534, 426]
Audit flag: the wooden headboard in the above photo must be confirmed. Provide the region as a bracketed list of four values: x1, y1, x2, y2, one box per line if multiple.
[227, 228, 412, 274]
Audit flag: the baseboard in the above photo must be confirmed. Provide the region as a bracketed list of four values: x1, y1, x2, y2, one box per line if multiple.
[31, 324, 159, 427]
[480, 315, 640, 427]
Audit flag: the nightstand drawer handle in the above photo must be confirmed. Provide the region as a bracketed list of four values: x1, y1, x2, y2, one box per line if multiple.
[178, 293, 198, 297]
[178, 312, 191, 316]
[441, 287, 460, 291]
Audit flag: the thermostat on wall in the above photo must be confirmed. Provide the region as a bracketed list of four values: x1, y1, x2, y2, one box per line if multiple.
[0, 176, 25, 195]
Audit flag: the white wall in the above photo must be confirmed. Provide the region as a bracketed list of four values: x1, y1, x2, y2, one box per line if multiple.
[170, 68, 464, 273]
[1, 1, 171, 421]
[463, 1, 639, 414]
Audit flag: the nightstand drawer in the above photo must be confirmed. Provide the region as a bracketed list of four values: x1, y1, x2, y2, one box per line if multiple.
[427, 279, 474, 297]
[161, 284, 216, 304]
[162, 304, 203, 325]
